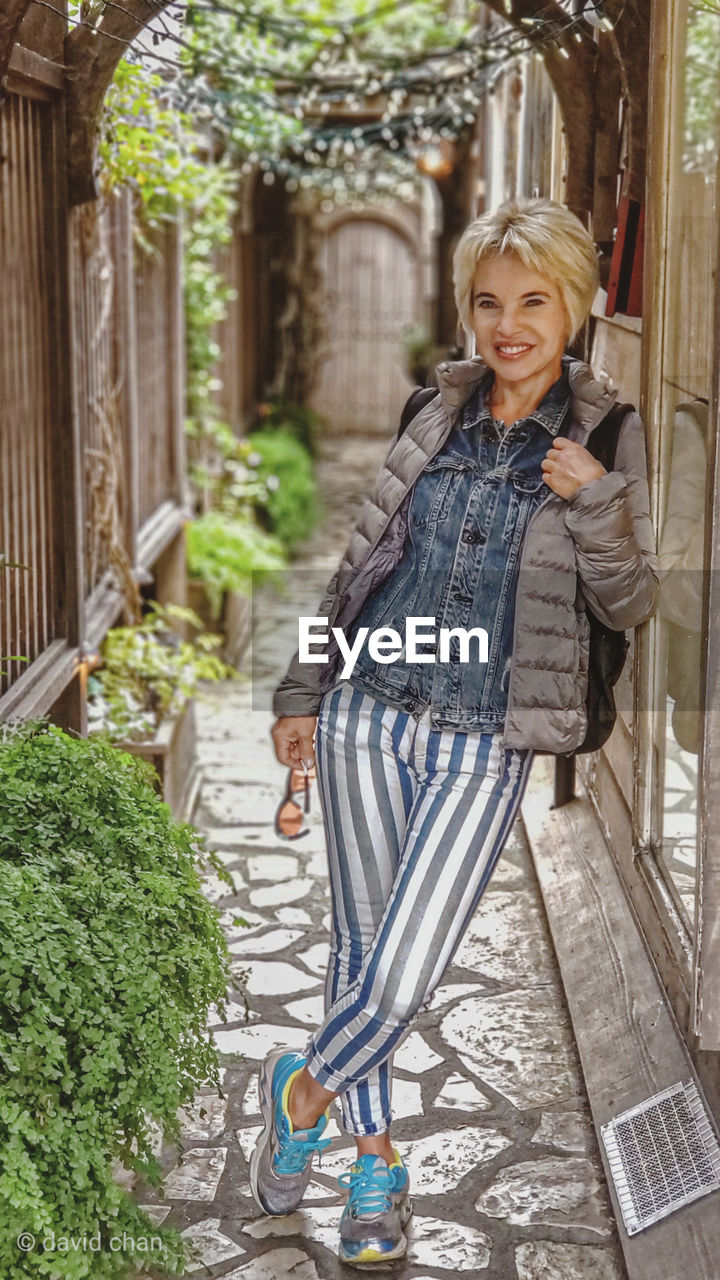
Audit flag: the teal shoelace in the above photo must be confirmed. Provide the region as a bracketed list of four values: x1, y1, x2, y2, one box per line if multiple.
[338, 1161, 393, 1216]
[274, 1128, 331, 1176]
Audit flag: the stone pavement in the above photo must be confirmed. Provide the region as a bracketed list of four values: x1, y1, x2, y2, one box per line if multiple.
[137, 435, 629, 1280]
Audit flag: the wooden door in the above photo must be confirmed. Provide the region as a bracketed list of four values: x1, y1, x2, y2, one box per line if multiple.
[311, 217, 418, 435]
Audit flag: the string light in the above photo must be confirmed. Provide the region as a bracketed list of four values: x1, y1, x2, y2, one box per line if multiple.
[581, 2, 617, 32]
[48, 0, 611, 208]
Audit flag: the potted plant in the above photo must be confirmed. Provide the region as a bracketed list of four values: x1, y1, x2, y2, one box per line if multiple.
[0, 717, 233, 1279]
[87, 600, 237, 818]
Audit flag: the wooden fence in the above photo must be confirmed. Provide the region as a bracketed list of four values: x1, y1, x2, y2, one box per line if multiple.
[0, 42, 188, 728]
[0, 59, 66, 705]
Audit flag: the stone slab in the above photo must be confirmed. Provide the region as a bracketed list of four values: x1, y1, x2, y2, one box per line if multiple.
[515, 1241, 626, 1279]
[475, 1156, 612, 1235]
[221, 1247, 319, 1280]
[162, 1147, 228, 1201]
[452, 889, 555, 984]
[403, 1126, 513, 1194]
[245, 961, 321, 997]
[213, 1022, 309, 1060]
[249, 880, 314, 908]
[442, 992, 579, 1109]
[181, 1218, 243, 1271]
[407, 1215, 492, 1270]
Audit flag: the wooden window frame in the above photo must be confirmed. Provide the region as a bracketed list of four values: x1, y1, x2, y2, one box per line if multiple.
[623, 0, 720, 1057]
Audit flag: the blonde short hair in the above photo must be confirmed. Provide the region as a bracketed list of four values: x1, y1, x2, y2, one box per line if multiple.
[453, 197, 599, 342]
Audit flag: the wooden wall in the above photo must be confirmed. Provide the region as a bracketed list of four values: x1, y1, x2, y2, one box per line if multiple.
[0, 38, 189, 728]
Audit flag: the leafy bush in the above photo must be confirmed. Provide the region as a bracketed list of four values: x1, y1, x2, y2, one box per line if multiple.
[247, 429, 320, 551]
[185, 418, 270, 520]
[0, 719, 232, 1279]
[186, 511, 286, 619]
[253, 399, 324, 457]
[87, 601, 237, 743]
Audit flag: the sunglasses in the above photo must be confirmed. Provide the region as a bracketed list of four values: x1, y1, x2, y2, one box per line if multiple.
[274, 760, 316, 841]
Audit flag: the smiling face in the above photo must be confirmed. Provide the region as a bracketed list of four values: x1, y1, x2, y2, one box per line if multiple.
[470, 253, 569, 394]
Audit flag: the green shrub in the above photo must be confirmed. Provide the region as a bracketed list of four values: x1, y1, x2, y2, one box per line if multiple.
[87, 601, 238, 743]
[253, 400, 323, 457]
[186, 511, 286, 619]
[0, 719, 233, 1279]
[247, 429, 320, 551]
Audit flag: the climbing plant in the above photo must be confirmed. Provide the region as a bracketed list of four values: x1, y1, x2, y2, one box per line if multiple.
[98, 58, 240, 489]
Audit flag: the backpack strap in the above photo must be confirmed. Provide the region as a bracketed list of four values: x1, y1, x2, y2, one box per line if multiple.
[585, 400, 634, 471]
[398, 385, 439, 436]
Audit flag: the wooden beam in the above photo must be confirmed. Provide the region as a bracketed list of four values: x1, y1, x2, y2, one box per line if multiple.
[110, 187, 141, 567]
[522, 758, 720, 1280]
[607, 0, 651, 204]
[0, 640, 78, 722]
[7, 44, 64, 96]
[135, 501, 190, 578]
[165, 218, 186, 506]
[45, 61, 86, 665]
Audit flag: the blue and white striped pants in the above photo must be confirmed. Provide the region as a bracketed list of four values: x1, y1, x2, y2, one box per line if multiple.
[306, 682, 534, 1136]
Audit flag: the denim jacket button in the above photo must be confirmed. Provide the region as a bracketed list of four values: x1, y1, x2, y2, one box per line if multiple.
[403, 701, 415, 712]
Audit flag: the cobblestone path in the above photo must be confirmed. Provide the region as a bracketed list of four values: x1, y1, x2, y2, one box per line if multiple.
[138, 435, 629, 1280]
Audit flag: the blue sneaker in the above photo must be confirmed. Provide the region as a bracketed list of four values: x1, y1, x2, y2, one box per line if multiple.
[249, 1048, 331, 1215]
[338, 1150, 412, 1265]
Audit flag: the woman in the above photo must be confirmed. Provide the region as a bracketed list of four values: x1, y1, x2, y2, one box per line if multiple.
[249, 198, 658, 1265]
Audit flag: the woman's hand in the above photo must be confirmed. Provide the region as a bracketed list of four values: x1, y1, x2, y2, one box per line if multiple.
[271, 716, 317, 769]
[541, 437, 607, 500]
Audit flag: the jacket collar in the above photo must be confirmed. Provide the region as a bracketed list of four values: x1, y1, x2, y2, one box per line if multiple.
[460, 368, 570, 437]
[434, 353, 618, 443]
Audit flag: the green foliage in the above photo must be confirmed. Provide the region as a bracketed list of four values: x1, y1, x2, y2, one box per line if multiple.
[185, 418, 270, 519]
[87, 602, 238, 743]
[0, 719, 232, 1279]
[247, 428, 321, 550]
[254, 398, 324, 456]
[186, 512, 287, 618]
[99, 60, 236, 230]
[183, 177, 239, 435]
[182, 0, 474, 202]
[98, 59, 239, 481]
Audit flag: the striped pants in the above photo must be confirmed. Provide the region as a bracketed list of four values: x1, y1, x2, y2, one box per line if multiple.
[306, 682, 534, 1136]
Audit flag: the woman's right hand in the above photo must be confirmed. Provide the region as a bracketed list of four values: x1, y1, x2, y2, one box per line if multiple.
[271, 716, 317, 769]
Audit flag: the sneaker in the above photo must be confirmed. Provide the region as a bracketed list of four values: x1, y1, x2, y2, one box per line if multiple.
[249, 1048, 330, 1216]
[338, 1150, 412, 1266]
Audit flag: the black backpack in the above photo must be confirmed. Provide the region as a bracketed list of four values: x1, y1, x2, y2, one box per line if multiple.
[397, 386, 632, 756]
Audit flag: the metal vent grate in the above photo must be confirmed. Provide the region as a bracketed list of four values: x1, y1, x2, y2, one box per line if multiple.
[601, 1080, 720, 1235]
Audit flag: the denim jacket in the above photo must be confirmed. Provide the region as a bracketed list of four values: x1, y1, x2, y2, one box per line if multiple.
[348, 373, 571, 728]
[273, 356, 658, 754]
